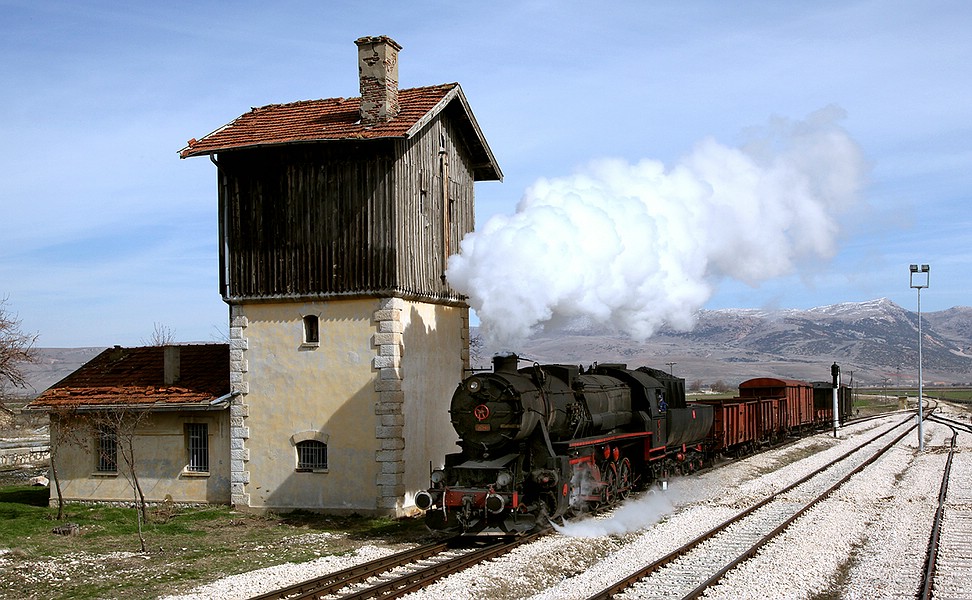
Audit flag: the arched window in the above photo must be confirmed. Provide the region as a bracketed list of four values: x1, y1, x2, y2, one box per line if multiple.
[295, 440, 327, 471]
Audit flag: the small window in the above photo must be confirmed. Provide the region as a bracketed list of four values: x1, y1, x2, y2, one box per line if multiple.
[186, 423, 209, 473]
[303, 315, 320, 345]
[96, 426, 117, 472]
[296, 440, 327, 471]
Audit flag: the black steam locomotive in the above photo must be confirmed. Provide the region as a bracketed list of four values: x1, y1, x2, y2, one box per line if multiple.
[414, 354, 714, 534]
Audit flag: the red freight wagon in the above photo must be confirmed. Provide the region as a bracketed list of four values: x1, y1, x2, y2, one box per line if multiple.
[755, 397, 786, 444]
[697, 397, 758, 455]
[739, 377, 814, 432]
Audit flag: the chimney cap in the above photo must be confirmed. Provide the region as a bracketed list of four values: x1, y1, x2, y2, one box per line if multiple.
[354, 35, 402, 51]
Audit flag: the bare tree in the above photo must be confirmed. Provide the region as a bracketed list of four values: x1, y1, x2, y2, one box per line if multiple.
[91, 407, 153, 551]
[210, 323, 229, 343]
[688, 379, 704, 392]
[144, 322, 175, 346]
[50, 406, 153, 549]
[0, 296, 38, 393]
[46, 407, 87, 520]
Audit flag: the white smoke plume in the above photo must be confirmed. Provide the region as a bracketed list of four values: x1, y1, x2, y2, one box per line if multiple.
[446, 106, 867, 352]
[553, 487, 676, 538]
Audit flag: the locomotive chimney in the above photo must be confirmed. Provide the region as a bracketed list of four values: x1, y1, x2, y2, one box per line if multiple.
[355, 35, 402, 124]
[492, 353, 519, 374]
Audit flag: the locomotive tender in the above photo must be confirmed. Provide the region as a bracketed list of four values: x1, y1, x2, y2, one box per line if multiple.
[416, 355, 853, 535]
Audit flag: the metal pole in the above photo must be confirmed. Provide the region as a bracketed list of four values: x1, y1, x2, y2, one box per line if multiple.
[910, 263, 929, 452]
[831, 362, 840, 438]
[917, 284, 924, 451]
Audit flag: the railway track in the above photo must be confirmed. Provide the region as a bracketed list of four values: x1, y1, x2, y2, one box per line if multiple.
[248, 531, 545, 600]
[583, 414, 917, 600]
[922, 420, 972, 600]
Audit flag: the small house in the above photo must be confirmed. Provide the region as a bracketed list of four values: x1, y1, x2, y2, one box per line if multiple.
[27, 344, 232, 505]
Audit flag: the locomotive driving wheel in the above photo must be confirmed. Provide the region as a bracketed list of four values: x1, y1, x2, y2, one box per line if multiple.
[617, 457, 632, 500]
[601, 462, 618, 506]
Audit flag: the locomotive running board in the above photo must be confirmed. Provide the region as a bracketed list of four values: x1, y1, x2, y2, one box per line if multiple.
[566, 430, 652, 448]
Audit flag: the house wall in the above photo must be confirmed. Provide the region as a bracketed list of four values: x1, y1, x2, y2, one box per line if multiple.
[49, 410, 231, 505]
[230, 296, 463, 514]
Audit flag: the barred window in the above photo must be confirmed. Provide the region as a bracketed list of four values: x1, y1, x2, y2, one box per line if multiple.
[186, 423, 209, 473]
[96, 426, 117, 472]
[296, 440, 327, 471]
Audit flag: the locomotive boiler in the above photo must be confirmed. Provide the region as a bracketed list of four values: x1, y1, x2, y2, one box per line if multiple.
[414, 354, 714, 534]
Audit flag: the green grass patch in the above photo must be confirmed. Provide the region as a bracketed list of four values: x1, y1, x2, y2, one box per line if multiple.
[0, 485, 49, 506]
[687, 392, 737, 401]
[0, 484, 431, 600]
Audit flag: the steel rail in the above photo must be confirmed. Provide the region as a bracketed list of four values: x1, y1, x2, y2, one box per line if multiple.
[681, 421, 916, 600]
[247, 538, 460, 600]
[918, 425, 957, 600]
[584, 414, 917, 600]
[928, 414, 972, 435]
[334, 530, 546, 600]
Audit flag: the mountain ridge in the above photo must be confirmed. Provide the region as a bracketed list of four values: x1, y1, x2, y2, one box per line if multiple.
[6, 299, 970, 398]
[473, 298, 972, 386]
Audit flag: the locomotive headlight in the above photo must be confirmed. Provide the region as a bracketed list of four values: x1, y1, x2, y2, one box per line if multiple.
[495, 471, 512, 489]
[466, 378, 482, 393]
[430, 469, 446, 484]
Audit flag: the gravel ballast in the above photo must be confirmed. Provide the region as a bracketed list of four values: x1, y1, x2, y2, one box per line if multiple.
[162, 407, 972, 600]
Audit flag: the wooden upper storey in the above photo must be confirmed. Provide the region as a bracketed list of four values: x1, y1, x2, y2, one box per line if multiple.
[182, 83, 501, 303]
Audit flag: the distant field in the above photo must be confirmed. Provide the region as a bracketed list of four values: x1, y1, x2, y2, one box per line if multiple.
[857, 387, 972, 402]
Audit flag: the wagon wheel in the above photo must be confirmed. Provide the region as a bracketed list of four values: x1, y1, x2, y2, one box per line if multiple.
[617, 458, 632, 500]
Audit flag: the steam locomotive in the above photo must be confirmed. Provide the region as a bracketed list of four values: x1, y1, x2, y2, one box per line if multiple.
[414, 354, 849, 535]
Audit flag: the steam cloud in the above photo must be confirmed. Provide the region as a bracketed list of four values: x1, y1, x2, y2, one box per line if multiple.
[553, 488, 676, 538]
[446, 106, 866, 352]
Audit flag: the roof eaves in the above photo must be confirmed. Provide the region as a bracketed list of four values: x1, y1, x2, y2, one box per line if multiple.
[29, 399, 231, 413]
[405, 84, 503, 182]
[179, 122, 236, 159]
[187, 133, 411, 159]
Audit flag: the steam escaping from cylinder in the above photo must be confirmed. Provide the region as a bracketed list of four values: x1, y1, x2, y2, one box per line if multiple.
[446, 106, 867, 352]
[553, 488, 676, 537]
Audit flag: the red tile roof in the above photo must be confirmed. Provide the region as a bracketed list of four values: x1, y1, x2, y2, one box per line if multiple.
[180, 83, 502, 181]
[28, 344, 231, 411]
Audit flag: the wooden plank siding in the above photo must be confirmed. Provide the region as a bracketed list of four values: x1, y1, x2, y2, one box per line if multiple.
[214, 111, 475, 305]
[397, 112, 475, 301]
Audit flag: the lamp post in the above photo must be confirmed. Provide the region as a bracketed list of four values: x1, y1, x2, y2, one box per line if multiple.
[666, 362, 676, 376]
[909, 263, 930, 452]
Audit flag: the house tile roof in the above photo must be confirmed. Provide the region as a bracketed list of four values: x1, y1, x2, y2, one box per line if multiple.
[179, 83, 502, 181]
[27, 344, 231, 411]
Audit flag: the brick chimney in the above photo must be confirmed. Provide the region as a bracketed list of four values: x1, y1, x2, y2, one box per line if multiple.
[164, 346, 181, 385]
[355, 35, 402, 124]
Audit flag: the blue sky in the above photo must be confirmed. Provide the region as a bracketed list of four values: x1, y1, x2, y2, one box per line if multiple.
[2, 1, 969, 347]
